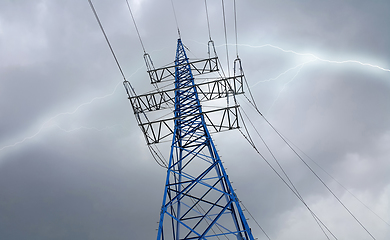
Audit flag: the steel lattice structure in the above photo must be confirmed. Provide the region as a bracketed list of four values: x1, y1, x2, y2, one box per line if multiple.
[125, 39, 254, 240]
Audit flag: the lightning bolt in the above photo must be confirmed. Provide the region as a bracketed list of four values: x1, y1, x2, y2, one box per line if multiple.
[266, 62, 307, 114]
[189, 40, 390, 73]
[0, 123, 127, 153]
[0, 81, 122, 152]
[52, 124, 129, 133]
[189, 40, 389, 115]
[3, 39, 388, 153]
[0, 63, 145, 153]
[236, 43, 390, 72]
[235, 43, 389, 113]
[250, 60, 315, 88]
[0, 125, 51, 152]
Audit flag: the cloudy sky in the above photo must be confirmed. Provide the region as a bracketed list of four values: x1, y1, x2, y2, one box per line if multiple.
[1, 0, 389, 239]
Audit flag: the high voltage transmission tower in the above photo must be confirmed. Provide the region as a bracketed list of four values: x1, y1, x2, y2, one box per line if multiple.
[124, 38, 254, 240]
[88, 0, 382, 239]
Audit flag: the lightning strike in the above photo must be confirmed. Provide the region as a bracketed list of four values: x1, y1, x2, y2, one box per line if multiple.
[236, 43, 390, 72]
[0, 81, 122, 153]
[0, 125, 51, 152]
[251, 60, 315, 87]
[0, 124, 124, 152]
[53, 124, 127, 133]
[0, 63, 146, 155]
[266, 62, 307, 114]
[190, 40, 390, 73]
[2, 38, 387, 155]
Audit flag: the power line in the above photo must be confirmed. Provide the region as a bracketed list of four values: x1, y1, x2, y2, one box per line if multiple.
[283, 133, 390, 229]
[239, 201, 271, 240]
[125, 0, 146, 54]
[123, 0, 178, 170]
[237, 109, 337, 239]
[87, 0, 136, 97]
[239, 107, 336, 240]
[233, 0, 239, 58]
[88, 1, 125, 82]
[148, 145, 168, 168]
[87, 0, 171, 172]
[242, 91, 377, 239]
[221, 0, 230, 76]
[170, 0, 181, 38]
[204, 0, 212, 41]
[262, 114, 376, 239]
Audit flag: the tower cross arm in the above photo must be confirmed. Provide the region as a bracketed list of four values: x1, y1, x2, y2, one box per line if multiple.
[147, 57, 219, 83]
[138, 105, 240, 145]
[130, 75, 244, 114]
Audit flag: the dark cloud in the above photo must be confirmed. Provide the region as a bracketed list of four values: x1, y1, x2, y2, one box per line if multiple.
[1, 0, 389, 239]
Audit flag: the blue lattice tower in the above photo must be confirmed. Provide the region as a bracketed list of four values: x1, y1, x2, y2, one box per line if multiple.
[155, 39, 253, 240]
[124, 38, 253, 240]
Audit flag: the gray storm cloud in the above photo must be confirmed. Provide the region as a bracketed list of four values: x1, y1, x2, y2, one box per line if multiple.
[0, 1, 389, 239]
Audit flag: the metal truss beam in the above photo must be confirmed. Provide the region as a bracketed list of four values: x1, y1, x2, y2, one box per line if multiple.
[147, 57, 218, 83]
[138, 105, 240, 145]
[129, 75, 244, 114]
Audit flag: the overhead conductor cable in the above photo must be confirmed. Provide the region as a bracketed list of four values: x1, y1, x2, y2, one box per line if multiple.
[221, 0, 230, 76]
[242, 78, 376, 239]
[87, 0, 136, 97]
[125, 0, 146, 54]
[170, 0, 181, 38]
